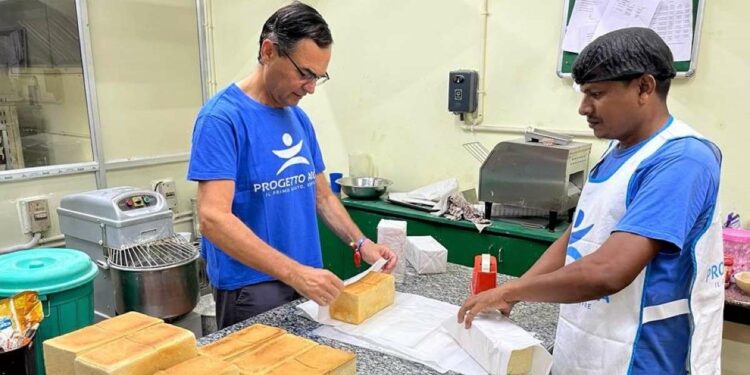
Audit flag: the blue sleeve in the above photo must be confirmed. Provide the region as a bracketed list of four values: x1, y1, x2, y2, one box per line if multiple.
[187, 114, 238, 181]
[615, 138, 720, 251]
[294, 108, 326, 174]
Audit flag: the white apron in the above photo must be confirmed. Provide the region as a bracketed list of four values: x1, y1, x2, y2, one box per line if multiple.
[552, 119, 724, 374]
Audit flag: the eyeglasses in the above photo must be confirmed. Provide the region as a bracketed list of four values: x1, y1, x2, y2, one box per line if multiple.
[278, 47, 330, 86]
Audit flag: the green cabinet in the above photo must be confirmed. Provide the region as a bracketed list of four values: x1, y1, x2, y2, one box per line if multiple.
[319, 199, 567, 279]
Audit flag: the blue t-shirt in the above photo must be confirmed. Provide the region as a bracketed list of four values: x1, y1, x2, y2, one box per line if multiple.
[589, 117, 721, 254]
[187, 84, 326, 290]
[588, 116, 722, 373]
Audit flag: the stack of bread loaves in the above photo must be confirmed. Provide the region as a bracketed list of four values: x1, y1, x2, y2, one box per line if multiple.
[200, 323, 355, 374]
[43, 312, 197, 375]
[43, 311, 355, 374]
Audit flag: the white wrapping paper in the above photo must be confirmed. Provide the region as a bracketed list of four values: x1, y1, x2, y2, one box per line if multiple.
[299, 292, 484, 374]
[443, 313, 553, 375]
[377, 219, 408, 281]
[406, 236, 448, 274]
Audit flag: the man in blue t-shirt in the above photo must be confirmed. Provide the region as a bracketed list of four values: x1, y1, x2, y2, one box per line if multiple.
[457, 28, 724, 373]
[188, 2, 397, 330]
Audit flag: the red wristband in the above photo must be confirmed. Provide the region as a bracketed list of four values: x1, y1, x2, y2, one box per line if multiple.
[349, 237, 368, 267]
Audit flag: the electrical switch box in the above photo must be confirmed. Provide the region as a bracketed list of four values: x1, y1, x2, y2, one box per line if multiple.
[18, 197, 51, 234]
[448, 70, 478, 114]
[152, 178, 178, 210]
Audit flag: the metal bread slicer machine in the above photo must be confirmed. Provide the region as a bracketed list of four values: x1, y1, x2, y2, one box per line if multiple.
[478, 128, 592, 230]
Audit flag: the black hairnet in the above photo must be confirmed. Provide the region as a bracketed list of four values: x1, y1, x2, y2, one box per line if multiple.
[572, 27, 676, 84]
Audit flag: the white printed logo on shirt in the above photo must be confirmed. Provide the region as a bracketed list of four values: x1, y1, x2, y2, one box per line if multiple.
[272, 133, 310, 175]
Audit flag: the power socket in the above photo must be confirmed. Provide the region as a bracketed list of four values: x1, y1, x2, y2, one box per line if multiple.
[18, 197, 51, 234]
[152, 178, 178, 211]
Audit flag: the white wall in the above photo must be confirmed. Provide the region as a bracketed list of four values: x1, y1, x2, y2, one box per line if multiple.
[2, 0, 749, 248]
[207, 0, 750, 225]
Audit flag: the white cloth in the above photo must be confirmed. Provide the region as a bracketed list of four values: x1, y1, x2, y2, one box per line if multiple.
[552, 119, 724, 374]
[442, 193, 491, 232]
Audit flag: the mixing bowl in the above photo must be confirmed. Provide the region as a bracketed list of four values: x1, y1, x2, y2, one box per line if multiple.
[335, 177, 392, 199]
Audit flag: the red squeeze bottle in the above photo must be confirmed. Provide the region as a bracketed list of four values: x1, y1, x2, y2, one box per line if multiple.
[471, 254, 497, 294]
[725, 254, 734, 289]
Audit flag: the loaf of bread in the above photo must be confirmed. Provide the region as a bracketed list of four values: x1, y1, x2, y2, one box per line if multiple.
[444, 315, 538, 375]
[43, 325, 115, 375]
[74, 337, 155, 375]
[267, 344, 356, 375]
[154, 354, 240, 375]
[43, 312, 162, 375]
[507, 347, 533, 375]
[330, 271, 395, 324]
[230, 333, 317, 374]
[74, 323, 197, 374]
[199, 324, 285, 361]
[95, 311, 163, 334]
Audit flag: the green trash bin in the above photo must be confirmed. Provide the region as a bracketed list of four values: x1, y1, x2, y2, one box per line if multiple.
[0, 248, 98, 375]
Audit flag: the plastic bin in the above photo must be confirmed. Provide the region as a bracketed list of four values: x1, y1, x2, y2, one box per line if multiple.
[723, 228, 750, 277]
[0, 248, 98, 375]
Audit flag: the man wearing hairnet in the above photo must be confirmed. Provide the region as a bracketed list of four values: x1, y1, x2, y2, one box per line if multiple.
[458, 27, 723, 374]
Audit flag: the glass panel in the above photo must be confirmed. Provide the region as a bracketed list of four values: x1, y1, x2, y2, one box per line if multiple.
[0, 0, 92, 171]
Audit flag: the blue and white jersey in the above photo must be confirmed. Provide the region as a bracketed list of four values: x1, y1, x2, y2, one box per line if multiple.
[553, 116, 724, 374]
[187, 84, 326, 290]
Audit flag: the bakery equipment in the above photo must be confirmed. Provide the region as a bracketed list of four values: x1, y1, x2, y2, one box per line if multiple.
[106, 235, 200, 320]
[479, 128, 591, 229]
[57, 186, 201, 334]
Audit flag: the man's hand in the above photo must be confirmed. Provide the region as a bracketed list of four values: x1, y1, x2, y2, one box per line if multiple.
[360, 240, 398, 273]
[287, 265, 344, 306]
[457, 281, 518, 328]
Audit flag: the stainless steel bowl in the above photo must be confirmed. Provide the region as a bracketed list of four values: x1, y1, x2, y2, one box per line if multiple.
[336, 176, 392, 200]
[110, 257, 200, 321]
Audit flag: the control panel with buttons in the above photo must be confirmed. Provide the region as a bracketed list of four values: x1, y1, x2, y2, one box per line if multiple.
[117, 194, 158, 211]
[448, 70, 479, 114]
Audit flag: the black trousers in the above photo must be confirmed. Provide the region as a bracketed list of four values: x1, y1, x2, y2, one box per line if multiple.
[212, 280, 300, 330]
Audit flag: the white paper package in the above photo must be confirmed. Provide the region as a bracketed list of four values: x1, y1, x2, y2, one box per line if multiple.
[377, 219, 408, 280]
[443, 313, 553, 375]
[406, 236, 448, 274]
